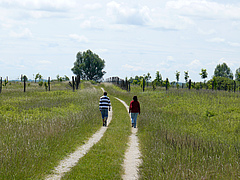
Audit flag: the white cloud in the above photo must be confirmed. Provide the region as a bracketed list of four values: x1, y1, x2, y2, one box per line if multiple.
[206, 37, 225, 43]
[39, 60, 52, 64]
[187, 59, 202, 69]
[107, 1, 151, 25]
[80, 17, 105, 29]
[122, 64, 145, 71]
[0, 0, 77, 11]
[9, 28, 33, 38]
[69, 34, 89, 43]
[84, 3, 102, 10]
[166, 0, 240, 20]
[198, 28, 216, 35]
[228, 42, 240, 47]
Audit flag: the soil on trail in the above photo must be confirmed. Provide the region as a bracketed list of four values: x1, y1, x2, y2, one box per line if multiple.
[45, 90, 141, 180]
[115, 97, 142, 180]
[45, 110, 112, 180]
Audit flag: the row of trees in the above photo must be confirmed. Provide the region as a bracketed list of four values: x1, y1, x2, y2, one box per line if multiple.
[127, 63, 240, 91]
[70, 50, 240, 86]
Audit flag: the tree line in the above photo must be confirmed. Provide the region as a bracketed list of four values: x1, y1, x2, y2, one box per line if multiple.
[127, 63, 240, 91]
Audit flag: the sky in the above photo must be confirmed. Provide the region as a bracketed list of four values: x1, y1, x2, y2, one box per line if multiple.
[0, 0, 240, 82]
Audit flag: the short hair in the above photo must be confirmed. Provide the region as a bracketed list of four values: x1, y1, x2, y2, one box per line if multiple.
[104, 92, 107, 96]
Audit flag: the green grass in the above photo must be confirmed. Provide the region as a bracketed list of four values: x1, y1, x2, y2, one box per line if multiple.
[102, 83, 240, 179]
[0, 82, 103, 179]
[62, 96, 131, 180]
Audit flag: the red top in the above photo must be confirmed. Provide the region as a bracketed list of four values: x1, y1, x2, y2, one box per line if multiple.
[129, 100, 140, 114]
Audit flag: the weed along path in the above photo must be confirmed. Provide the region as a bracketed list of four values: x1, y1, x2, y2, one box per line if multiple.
[115, 97, 142, 180]
[45, 111, 112, 180]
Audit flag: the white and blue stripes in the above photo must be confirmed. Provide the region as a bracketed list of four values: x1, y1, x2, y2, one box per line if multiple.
[99, 95, 111, 110]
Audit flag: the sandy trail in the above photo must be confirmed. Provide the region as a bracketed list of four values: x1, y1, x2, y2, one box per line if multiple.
[115, 97, 142, 180]
[45, 88, 111, 180]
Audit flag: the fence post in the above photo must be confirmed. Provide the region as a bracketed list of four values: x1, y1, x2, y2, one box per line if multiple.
[72, 76, 75, 92]
[75, 76, 78, 90]
[48, 77, 50, 91]
[189, 79, 191, 90]
[143, 78, 145, 92]
[234, 81, 236, 92]
[166, 78, 169, 90]
[24, 76, 26, 92]
[129, 82, 131, 92]
[0, 77, 2, 93]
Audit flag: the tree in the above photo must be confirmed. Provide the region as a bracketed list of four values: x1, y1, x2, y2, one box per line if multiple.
[200, 69, 208, 83]
[184, 71, 189, 83]
[175, 71, 180, 83]
[155, 71, 162, 86]
[235, 67, 240, 81]
[71, 50, 106, 81]
[214, 63, 233, 79]
[145, 73, 151, 87]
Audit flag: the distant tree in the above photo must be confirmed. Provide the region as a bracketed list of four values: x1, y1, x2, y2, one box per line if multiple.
[200, 69, 208, 83]
[64, 75, 70, 81]
[155, 71, 162, 86]
[235, 67, 240, 81]
[145, 73, 151, 87]
[184, 71, 189, 83]
[56, 74, 60, 82]
[214, 63, 233, 79]
[175, 71, 180, 83]
[35, 73, 41, 83]
[71, 49, 106, 81]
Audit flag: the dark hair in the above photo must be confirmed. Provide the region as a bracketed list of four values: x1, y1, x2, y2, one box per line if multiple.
[133, 96, 138, 101]
[104, 92, 107, 96]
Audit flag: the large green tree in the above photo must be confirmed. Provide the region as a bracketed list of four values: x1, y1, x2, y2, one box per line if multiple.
[214, 63, 233, 79]
[71, 50, 106, 81]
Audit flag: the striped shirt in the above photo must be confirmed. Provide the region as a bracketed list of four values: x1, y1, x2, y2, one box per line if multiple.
[99, 95, 111, 110]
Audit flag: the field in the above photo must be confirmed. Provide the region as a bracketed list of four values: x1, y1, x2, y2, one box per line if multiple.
[0, 82, 239, 179]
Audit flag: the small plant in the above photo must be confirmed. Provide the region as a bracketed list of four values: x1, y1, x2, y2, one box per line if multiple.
[39, 81, 43, 87]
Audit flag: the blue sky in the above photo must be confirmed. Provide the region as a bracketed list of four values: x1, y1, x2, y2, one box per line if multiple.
[0, 0, 240, 82]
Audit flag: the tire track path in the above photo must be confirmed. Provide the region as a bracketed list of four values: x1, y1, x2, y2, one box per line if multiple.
[45, 88, 111, 180]
[115, 97, 142, 180]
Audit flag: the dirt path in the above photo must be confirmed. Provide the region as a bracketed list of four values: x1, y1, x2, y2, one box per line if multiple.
[115, 97, 142, 180]
[45, 88, 112, 180]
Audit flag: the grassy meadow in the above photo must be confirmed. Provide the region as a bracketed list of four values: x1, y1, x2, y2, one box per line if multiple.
[1, 81, 239, 179]
[103, 84, 240, 179]
[0, 81, 102, 179]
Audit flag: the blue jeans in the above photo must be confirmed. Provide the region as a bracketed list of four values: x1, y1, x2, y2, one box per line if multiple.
[101, 109, 108, 119]
[131, 113, 138, 128]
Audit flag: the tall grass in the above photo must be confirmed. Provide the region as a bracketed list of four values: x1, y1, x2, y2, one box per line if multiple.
[103, 83, 240, 179]
[0, 82, 102, 179]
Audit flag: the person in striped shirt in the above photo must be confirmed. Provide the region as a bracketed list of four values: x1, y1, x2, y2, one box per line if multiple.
[99, 91, 111, 126]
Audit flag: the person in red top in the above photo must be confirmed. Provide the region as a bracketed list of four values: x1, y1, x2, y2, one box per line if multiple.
[129, 96, 140, 128]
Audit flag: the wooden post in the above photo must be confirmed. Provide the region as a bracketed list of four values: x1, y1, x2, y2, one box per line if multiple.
[126, 79, 128, 91]
[234, 81, 236, 92]
[24, 76, 26, 92]
[75, 76, 78, 90]
[48, 77, 50, 91]
[143, 78, 145, 92]
[72, 76, 75, 92]
[129, 82, 131, 92]
[166, 78, 169, 91]
[189, 79, 191, 90]
[0, 77, 2, 93]
[77, 75, 80, 90]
